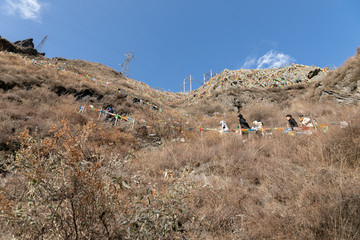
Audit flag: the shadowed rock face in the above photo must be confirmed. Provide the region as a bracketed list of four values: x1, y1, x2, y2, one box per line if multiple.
[307, 68, 321, 79]
[14, 38, 35, 48]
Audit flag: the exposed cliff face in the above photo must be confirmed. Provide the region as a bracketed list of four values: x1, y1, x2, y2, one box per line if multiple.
[317, 49, 360, 105]
[193, 64, 328, 98]
[187, 64, 329, 112]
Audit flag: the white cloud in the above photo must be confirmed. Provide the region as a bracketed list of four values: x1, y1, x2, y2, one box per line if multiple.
[4, 0, 44, 22]
[241, 56, 256, 69]
[256, 50, 294, 69]
[242, 50, 295, 69]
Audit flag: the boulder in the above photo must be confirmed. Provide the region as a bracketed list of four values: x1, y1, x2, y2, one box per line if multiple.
[307, 68, 321, 79]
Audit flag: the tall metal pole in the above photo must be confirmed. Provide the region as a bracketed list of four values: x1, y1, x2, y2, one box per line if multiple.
[183, 78, 186, 93]
[210, 69, 213, 78]
[36, 35, 48, 52]
[190, 75, 192, 92]
[203, 74, 206, 85]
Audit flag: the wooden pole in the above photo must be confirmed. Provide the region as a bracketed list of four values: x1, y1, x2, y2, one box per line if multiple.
[183, 78, 186, 93]
[114, 116, 118, 126]
[312, 118, 318, 132]
[98, 109, 102, 120]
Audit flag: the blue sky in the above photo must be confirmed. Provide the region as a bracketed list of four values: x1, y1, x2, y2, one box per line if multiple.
[1, 0, 359, 92]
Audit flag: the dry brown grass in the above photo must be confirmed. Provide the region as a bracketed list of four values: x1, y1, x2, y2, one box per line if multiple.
[314, 48, 360, 104]
[186, 103, 225, 116]
[132, 119, 360, 239]
[0, 52, 168, 158]
[1, 47, 360, 239]
[181, 99, 355, 133]
[232, 100, 354, 129]
[324, 49, 360, 86]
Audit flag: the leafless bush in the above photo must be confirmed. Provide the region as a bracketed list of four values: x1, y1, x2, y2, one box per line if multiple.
[187, 103, 224, 116]
[0, 120, 191, 239]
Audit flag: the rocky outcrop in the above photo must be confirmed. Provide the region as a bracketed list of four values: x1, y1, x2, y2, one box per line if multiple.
[318, 49, 360, 105]
[0, 37, 42, 56]
[307, 68, 321, 79]
[205, 49, 360, 108]
[200, 83, 312, 113]
[14, 38, 35, 48]
[191, 64, 330, 102]
[320, 90, 359, 105]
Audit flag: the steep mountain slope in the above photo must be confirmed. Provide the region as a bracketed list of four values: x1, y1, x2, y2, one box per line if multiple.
[0, 51, 188, 164]
[1, 38, 358, 160]
[47, 57, 186, 107]
[195, 64, 328, 95]
[316, 48, 360, 104]
[184, 65, 330, 114]
[1, 36, 359, 239]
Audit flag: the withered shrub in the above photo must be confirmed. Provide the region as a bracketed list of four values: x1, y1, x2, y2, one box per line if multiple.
[0, 120, 192, 239]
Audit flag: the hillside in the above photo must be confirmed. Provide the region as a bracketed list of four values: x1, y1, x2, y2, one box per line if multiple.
[0, 50, 190, 162]
[316, 48, 360, 104]
[0, 48, 337, 159]
[0, 36, 42, 56]
[194, 64, 328, 96]
[0, 37, 359, 239]
[185, 64, 331, 114]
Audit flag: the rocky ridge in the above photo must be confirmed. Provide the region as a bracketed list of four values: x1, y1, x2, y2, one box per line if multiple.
[0, 36, 44, 56]
[1, 36, 359, 110]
